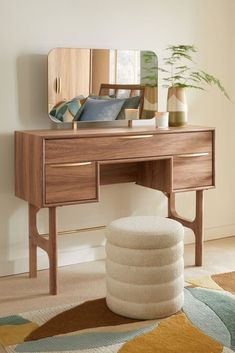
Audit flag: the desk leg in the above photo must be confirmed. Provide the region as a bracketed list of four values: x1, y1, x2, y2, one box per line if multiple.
[195, 191, 204, 266]
[28, 204, 58, 295]
[28, 204, 39, 278]
[167, 190, 204, 266]
[48, 207, 58, 295]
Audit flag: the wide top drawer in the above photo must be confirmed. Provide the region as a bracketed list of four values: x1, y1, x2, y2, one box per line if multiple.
[45, 131, 213, 164]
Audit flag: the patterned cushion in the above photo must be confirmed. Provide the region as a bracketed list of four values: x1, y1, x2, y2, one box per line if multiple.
[49, 96, 84, 123]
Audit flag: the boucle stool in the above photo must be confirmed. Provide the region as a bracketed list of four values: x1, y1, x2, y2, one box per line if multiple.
[105, 216, 184, 320]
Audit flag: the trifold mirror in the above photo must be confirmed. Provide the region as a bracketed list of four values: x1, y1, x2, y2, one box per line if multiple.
[48, 48, 158, 124]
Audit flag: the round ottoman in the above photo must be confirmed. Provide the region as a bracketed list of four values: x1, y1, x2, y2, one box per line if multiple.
[105, 216, 184, 319]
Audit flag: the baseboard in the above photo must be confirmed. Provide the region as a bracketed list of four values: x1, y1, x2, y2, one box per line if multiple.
[184, 223, 235, 244]
[0, 224, 234, 277]
[0, 245, 105, 277]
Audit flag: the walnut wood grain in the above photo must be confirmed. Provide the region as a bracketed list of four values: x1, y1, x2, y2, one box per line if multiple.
[137, 158, 173, 193]
[100, 162, 138, 185]
[28, 204, 40, 278]
[167, 190, 204, 266]
[45, 162, 98, 204]
[49, 207, 57, 295]
[195, 190, 204, 266]
[16, 125, 215, 139]
[15, 132, 43, 208]
[45, 131, 213, 164]
[15, 125, 215, 294]
[29, 204, 58, 294]
[173, 153, 213, 190]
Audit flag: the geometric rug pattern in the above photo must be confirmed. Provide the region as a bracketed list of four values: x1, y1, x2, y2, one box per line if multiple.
[0, 271, 234, 353]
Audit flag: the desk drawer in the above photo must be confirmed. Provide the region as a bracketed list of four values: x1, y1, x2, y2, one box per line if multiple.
[173, 152, 213, 190]
[45, 131, 212, 163]
[45, 162, 98, 205]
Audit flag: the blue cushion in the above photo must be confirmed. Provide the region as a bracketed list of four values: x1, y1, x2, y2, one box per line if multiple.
[50, 96, 84, 122]
[76, 97, 125, 122]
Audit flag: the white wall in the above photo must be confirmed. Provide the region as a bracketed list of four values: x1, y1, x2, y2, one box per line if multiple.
[0, 0, 234, 276]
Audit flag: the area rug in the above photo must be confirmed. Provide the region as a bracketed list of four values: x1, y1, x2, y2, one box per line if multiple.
[0, 271, 234, 353]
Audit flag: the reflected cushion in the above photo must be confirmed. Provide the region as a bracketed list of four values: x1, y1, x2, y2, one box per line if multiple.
[116, 95, 141, 120]
[75, 97, 125, 122]
[49, 96, 84, 122]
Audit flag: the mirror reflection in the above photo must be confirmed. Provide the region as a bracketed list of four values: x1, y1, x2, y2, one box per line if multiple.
[48, 48, 158, 123]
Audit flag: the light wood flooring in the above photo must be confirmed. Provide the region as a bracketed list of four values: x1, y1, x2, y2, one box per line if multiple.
[0, 237, 234, 316]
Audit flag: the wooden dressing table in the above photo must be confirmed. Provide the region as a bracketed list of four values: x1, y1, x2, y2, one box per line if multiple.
[15, 125, 215, 294]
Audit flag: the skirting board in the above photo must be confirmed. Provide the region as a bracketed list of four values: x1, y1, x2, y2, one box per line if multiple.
[0, 245, 106, 277]
[0, 224, 235, 277]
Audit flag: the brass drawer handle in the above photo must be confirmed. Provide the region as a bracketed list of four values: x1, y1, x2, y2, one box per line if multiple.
[120, 134, 153, 139]
[177, 152, 209, 158]
[49, 162, 92, 168]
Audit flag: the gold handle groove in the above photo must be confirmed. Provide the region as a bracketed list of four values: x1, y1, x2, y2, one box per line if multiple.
[120, 134, 153, 139]
[55, 78, 58, 93]
[55, 77, 61, 94]
[58, 77, 61, 93]
[177, 152, 209, 158]
[49, 162, 92, 168]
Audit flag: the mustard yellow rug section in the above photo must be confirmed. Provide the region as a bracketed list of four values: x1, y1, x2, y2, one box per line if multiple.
[187, 275, 223, 291]
[0, 322, 38, 346]
[118, 313, 223, 353]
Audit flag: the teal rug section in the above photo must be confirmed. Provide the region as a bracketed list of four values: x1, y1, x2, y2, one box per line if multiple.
[187, 287, 235, 349]
[184, 288, 231, 347]
[0, 315, 30, 326]
[15, 323, 157, 352]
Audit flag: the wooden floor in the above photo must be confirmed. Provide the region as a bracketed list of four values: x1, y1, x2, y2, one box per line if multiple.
[0, 237, 234, 316]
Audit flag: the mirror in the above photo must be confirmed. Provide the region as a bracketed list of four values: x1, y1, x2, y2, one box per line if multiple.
[48, 48, 158, 123]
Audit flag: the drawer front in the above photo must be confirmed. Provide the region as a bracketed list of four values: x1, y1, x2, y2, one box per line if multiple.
[45, 162, 98, 205]
[173, 152, 213, 190]
[45, 131, 213, 163]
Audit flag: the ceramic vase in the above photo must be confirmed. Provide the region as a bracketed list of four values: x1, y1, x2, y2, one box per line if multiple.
[167, 87, 188, 126]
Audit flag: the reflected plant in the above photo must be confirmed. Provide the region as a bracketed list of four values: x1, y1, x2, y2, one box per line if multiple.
[141, 51, 158, 87]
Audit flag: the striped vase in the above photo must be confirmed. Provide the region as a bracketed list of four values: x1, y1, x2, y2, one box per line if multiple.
[167, 87, 188, 126]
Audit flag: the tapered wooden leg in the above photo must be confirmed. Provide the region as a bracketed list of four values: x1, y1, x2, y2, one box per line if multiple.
[48, 207, 57, 295]
[28, 204, 58, 294]
[167, 190, 204, 266]
[28, 204, 39, 278]
[195, 190, 204, 266]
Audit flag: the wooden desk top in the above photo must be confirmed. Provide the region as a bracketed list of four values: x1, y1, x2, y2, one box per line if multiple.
[16, 125, 215, 139]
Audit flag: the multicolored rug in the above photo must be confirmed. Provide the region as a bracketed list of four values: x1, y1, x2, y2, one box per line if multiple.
[0, 271, 235, 353]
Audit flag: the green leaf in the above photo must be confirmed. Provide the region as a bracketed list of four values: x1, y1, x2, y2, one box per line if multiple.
[173, 83, 205, 90]
[159, 44, 230, 100]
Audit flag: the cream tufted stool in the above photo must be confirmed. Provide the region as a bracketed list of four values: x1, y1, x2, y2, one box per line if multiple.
[105, 216, 184, 319]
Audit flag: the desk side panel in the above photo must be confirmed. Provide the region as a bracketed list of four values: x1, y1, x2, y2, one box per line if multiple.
[15, 132, 43, 208]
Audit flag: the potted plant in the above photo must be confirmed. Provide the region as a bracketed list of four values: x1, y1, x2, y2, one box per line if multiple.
[159, 45, 230, 126]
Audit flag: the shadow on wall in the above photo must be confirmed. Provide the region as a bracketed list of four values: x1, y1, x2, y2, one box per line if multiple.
[0, 55, 50, 275]
[0, 132, 27, 275]
[16, 54, 49, 127]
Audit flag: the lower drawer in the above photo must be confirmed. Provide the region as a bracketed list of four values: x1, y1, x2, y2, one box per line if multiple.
[45, 162, 98, 205]
[173, 152, 213, 190]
